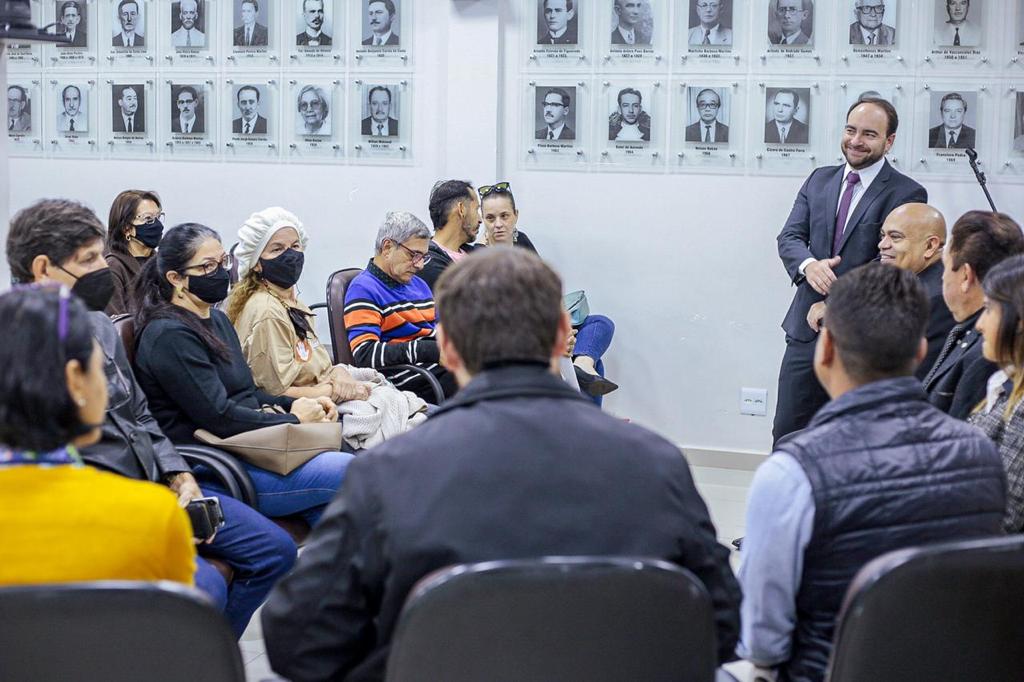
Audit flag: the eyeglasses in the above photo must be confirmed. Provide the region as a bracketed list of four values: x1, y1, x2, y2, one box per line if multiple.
[393, 241, 430, 265]
[177, 98, 196, 106]
[695, 2, 720, 8]
[697, 101, 721, 109]
[478, 182, 511, 198]
[133, 211, 165, 226]
[298, 99, 323, 110]
[182, 253, 233, 276]
[856, 4, 885, 13]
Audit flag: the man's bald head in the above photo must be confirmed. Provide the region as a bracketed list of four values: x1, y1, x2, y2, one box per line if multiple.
[878, 203, 946, 274]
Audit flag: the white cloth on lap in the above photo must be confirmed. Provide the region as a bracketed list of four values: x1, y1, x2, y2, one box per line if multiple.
[339, 367, 428, 449]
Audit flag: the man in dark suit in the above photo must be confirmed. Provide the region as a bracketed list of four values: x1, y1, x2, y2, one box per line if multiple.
[923, 211, 1024, 419]
[535, 87, 575, 141]
[231, 85, 267, 134]
[774, 96, 927, 444]
[59, 1, 87, 46]
[764, 89, 808, 144]
[538, 0, 578, 45]
[361, 0, 400, 45]
[233, 0, 268, 47]
[296, 0, 332, 45]
[928, 92, 976, 149]
[261, 247, 741, 682]
[171, 85, 204, 134]
[360, 85, 398, 136]
[849, 0, 895, 45]
[768, 0, 812, 45]
[111, 85, 144, 133]
[685, 88, 729, 143]
[112, 0, 144, 47]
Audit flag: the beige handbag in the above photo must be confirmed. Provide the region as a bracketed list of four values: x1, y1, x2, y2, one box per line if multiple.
[193, 422, 342, 475]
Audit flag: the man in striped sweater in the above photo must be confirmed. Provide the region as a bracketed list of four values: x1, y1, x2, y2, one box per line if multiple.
[343, 211, 457, 402]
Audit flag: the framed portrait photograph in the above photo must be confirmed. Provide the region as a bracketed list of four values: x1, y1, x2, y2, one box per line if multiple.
[848, 0, 896, 45]
[171, 0, 206, 48]
[686, 87, 730, 143]
[764, 87, 810, 144]
[927, 90, 978, 149]
[767, 0, 813, 46]
[56, 0, 89, 47]
[688, 0, 734, 46]
[295, 84, 332, 136]
[232, 84, 270, 135]
[111, 0, 145, 48]
[535, 86, 577, 141]
[7, 83, 33, 135]
[933, 0, 980, 47]
[607, 86, 651, 142]
[362, 0, 400, 46]
[171, 84, 206, 135]
[111, 83, 146, 134]
[610, 0, 652, 46]
[296, 0, 334, 47]
[233, 0, 270, 47]
[56, 83, 89, 134]
[360, 84, 400, 136]
[537, 0, 577, 46]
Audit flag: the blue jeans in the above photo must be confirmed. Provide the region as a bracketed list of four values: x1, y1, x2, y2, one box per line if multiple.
[193, 488, 296, 638]
[240, 450, 353, 527]
[574, 314, 615, 406]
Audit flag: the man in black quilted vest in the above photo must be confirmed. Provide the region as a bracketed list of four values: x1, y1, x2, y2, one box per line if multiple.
[737, 263, 1006, 682]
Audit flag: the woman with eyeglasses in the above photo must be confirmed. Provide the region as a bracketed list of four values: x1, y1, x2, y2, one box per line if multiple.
[968, 254, 1024, 533]
[0, 286, 195, 586]
[105, 189, 165, 316]
[480, 182, 619, 404]
[132, 223, 353, 528]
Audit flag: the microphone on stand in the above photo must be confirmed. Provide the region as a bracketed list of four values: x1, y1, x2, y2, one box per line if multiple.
[964, 147, 998, 212]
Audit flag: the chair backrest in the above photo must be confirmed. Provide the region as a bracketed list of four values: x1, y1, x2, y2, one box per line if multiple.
[111, 313, 137, 365]
[0, 581, 245, 682]
[826, 535, 1024, 682]
[325, 267, 364, 365]
[385, 556, 717, 682]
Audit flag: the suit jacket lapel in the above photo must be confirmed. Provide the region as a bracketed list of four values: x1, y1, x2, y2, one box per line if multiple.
[823, 166, 844, 253]
[837, 160, 892, 255]
[925, 331, 978, 390]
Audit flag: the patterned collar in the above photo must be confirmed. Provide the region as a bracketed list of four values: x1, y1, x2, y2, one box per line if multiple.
[366, 259, 404, 289]
[0, 444, 82, 466]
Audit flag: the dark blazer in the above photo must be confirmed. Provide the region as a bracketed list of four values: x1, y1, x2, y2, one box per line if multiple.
[261, 364, 742, 682]
[922, 308, 996, 419]
[233, 22, 268, 47]
[112, 32, 144, 47]
[610, 27, 649, 44]
[765, 118, 808, 144]
[296, 31, 332, 45]
[171, 116, 204, 134]
[111, 112, 144, 133]
[64, 30, 87, 47]
[538, 19, 578, 45]
[361, 116, 399, 136]
[232, 115, 267, 134]
[849, 22, 895, 45]
[418, 240, 479, 291]
[685, 120, 729, 143]
[777, 161, 928, 342]
[928, 124, 977, 149]
[535, 125, 575, 141]
[769, 29, 809, 45]
[916, 260, 957, 382]
[361, 32, 399, 46]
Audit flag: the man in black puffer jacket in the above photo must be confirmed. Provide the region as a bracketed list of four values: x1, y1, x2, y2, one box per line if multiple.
[738, 263, 1006, 682]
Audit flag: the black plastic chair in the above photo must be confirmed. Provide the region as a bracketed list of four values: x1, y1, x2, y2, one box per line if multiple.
[0, 581, 245, 682]
[826, 534, 1024, 682]
[324, 267, 444, 403]
[385, 556, 718, 682]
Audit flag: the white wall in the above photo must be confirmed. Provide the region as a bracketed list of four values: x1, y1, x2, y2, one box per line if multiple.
[7, 2, 1024, 457]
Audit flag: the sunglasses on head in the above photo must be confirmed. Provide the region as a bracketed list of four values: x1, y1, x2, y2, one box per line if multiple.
[478, 182, 511, 198]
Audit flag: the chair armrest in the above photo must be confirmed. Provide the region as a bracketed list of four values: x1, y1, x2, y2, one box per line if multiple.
[309, 302, 327, 311]
[395, 364, 445, 404]
[176, 445, 258, 508]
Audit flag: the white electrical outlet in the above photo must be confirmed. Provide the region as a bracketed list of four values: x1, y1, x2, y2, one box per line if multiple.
[740, 388, 768, 416]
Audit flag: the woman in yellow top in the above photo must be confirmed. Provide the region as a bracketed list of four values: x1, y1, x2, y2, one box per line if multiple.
[227, 207, 370, 403]
[0, 286, 194, 586]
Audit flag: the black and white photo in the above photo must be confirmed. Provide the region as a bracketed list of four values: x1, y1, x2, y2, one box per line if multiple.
[361, 85, 399, 136]
[1014, 93, 1024, 152]
[112, 0, 145, 47]
[362, 0, 399, 46]
[608, 87, 650, 141]
[171, 85, 204, 134]
[535, 87, 576, 141]
[111, 83, 145, 133]
[57, 1, 88, 47]
[933, 0, 979, 47]
[686, 87, 730, 143]
[611, 1, 651, 46]
[849, 0, 895, 45]
[296, 85, 331, 136]
[233, 0, 269, 47]
[296, 0, 332, 46]
[764, 87, 810, 144]
[57, 84, 88, 133]
[232, 85, 269, 134]
[688, 0, 733, 46]
[171, 0, 205, 48]
[537, 0, 577, 45]
[7, 85, 31, 133]
[927, 91, 977, 149]
[768, 0, 813, 46]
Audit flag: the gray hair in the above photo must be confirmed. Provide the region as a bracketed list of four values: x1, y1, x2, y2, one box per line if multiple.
[374, 211, 430, 253]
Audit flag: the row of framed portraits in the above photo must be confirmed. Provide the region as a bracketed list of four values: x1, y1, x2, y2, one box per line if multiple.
[515, 76, 1024, 178]
[6, 75, 412, 162]
[518, 0, 1024, 74]
[5, 0, 411, 70]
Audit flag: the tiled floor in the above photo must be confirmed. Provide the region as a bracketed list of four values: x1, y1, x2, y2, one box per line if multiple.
[241, 463, 758, 682]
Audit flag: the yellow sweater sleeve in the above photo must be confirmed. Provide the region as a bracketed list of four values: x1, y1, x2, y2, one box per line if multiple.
[162, 502, 197, 586]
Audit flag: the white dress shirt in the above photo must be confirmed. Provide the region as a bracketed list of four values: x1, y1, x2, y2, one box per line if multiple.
[371, 30, 394, 46]
[121, 113, 138, 132]
[58, 111, 87, 132]
[544, 123, 566, 140]
[372, 119, 391, 136]
[614, 122, 644, 141]
[614, 26, 636, 44]
[178, 115, 197, 134]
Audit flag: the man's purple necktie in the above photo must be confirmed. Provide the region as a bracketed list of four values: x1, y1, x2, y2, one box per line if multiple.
[833, 171, 861, 256]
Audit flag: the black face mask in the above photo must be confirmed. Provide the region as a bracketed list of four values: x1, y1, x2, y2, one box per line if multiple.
[259, 248, 305, 289]
[186, 267, 230, 304]
[62, 266, 115, 312]
[134, 220, 164, 249]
